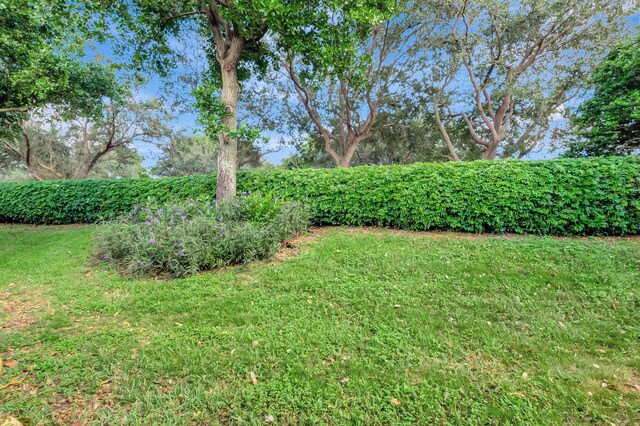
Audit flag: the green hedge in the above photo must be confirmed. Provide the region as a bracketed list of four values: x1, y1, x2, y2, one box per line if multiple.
[1, 157, 639, 235]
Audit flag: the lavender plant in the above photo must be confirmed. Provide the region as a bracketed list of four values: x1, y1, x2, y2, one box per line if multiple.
[95, 193, 309, 277]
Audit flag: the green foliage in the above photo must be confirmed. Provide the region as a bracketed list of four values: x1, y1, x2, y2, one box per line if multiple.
[1, 157, 639, 235]
[566, 35, 640, 157]
[0, 0, 121, 118]
[112, 0, 395, 154]
[152, 134, 219, 177]
[95, 194, 309, 277]
[426, 0, 637, 159]
[192, 82, 266, 150]
[2, 93, 171, 180]
[118, 0, 395, 83]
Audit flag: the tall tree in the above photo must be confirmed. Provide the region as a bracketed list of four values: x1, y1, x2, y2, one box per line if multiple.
[113, 0, 394, 199]
[281, 9, 425, 167]
[427, 0, 637, 160]
[564, 35, 640, 157]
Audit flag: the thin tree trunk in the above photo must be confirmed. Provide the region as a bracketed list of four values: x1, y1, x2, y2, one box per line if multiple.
[216, 59, 240, 201]
[73, 121, 92, 179]
[434, 99, 461, 162]
[26, 166, 44, 181]
[322, 134, 342, 168]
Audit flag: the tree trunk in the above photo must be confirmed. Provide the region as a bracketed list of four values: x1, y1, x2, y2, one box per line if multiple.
[338, 156, 353, 168]
[216, 60, 240, 201]
[73, 163, 92, 179]
[73, 121, 92, 178]
[338, 139, 360, 167]
[482, 149, 498, 160]
[482, 139, 500, 160]
[433, 100, 461, 162]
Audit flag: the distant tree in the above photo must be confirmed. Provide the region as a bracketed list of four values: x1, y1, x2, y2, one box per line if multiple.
[0, 168, 32, 182]
[427, 0, 638, 160]
[113, 0, 394, 199]
[283, 99, 479, 167]
[0, 147, 29, 181]
[1, 95, 171, 180]
[564, 35, 640, 157]
[351, 102, 480, 165]
[0, 0, 120, 120]
[281, 8, 426, 167]
[153, 135, 218, 177]
[152, 134, 268, 177]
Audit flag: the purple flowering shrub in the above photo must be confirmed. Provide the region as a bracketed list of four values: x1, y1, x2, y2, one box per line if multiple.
[95, 193, 309, 277]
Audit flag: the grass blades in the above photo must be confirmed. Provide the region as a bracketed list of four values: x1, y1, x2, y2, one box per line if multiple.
[1, 225, 639, 424]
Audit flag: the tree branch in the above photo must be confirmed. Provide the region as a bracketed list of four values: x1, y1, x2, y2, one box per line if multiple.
[0, 107, 29, 113]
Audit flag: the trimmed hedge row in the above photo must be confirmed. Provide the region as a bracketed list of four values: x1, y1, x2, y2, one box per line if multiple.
[1, 157, 639, 235]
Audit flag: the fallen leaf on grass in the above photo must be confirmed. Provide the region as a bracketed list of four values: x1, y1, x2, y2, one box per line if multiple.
[2, 416, 24, 426]
[622, 383, 640, 392]
[339, 377, 350, 384]
[0, 377, 25, 391]
[264, 415, 275, 423]
[3, 360, 18, 368]
[390, 398, 400, 406]
[250, 371, 258, 385]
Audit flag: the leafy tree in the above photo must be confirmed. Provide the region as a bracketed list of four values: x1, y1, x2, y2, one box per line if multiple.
[1, 95, 171, 180]
[281, 9, 424, 167]
[112, 0, 394, 198]
[565, 35, 640, 157]
[358, 105, 480, 164]
[0, 0, 120, 119]
[283, 99, 479, 167]
[153, 135, 218, 177]
[427, 0, 638, 160]
[152, 134, 267, 177]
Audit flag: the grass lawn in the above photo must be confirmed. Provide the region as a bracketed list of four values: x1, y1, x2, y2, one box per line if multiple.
[1, 225, 639, 425]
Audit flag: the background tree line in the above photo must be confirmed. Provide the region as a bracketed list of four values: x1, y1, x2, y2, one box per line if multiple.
[1, 0, 638, 194]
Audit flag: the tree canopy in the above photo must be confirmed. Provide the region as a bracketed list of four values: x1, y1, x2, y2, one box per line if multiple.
[0, 0, 120, 118]
[565, 35, 640, 157]
[2, 1, 639, 183]
[426, 0, 637, 160]
[2, 94, 171, 180]
[111, 0, 395, 198]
